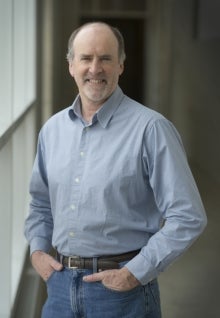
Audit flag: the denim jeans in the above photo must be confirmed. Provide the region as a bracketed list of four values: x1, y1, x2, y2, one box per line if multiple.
[42, 267, 162, 318]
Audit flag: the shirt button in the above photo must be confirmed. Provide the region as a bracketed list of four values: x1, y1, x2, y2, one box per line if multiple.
[69, 232, 75, 237]
[75, 177, 80, 183]
[70, 204, 76, 210]
[80, 151, 84, 157]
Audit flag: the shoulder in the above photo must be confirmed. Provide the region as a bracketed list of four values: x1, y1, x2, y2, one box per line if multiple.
[119, 94, 182, 144]
[41, 106, 72, 132]
[120, 95, 166, 127]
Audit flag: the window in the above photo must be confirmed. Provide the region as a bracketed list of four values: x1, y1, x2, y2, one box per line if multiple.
[0, 0, 36, 316]
[0, 0, 36, 136]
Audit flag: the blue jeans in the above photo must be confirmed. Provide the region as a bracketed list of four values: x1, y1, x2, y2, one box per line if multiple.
[42, 267, 161, 318]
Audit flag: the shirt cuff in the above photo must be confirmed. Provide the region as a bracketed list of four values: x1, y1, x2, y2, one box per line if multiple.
[29, 237, 52, 255]
[125, 252, 159, 285]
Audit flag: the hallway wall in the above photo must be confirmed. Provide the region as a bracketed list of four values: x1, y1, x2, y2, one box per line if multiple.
[146, 0, 220, 184]
[169, 1, 220, 185]
[146, 1, 220, 317]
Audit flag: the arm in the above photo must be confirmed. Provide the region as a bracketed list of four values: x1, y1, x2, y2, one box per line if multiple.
[125, 118, 207, 284]
[24, 132, 52, 254]
[24, 132, 63, 280]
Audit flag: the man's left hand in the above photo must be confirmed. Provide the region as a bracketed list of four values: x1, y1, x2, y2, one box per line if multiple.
[83, 267, 140, 291]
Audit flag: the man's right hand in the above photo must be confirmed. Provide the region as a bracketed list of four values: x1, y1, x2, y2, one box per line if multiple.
[31, 250, 63, 281]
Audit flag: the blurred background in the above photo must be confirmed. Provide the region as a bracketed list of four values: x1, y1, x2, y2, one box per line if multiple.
[0, 0, 219, 317]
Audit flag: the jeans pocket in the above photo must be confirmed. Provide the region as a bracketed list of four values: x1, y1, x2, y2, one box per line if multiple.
[46, 270, 57, 285]
[100, 281, 124, 293]
[100, 281, 141, 295]
[148, 279, 161, 307]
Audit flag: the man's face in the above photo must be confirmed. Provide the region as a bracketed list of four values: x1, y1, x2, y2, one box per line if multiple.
[69, 24, 124, 107]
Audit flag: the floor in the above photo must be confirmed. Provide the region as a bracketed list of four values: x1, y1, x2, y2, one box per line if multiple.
[159, 167, 220, 318]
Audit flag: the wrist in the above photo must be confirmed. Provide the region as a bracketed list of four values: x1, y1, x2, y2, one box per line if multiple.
[120, 267, 140, 286]
[31, 250, 45, 262]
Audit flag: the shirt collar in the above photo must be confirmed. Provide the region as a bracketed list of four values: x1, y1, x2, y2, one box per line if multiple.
[68, 86, 124, 128]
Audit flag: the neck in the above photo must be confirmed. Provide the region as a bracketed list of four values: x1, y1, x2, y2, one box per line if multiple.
[81, 100, 103, 123]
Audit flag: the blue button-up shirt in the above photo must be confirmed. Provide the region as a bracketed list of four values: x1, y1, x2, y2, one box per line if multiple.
[25, 86, 207, 284]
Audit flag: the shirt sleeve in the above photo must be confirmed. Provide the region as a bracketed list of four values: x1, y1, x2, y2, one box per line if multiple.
[24, 131, 53, 255]
[125, 118, 207, 285]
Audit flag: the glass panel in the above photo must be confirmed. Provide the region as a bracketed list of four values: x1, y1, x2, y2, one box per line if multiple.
[13, 0, 36, 120]
[0, 0, 13, 135]
[0, 0, 36, 136]
[12, 0, 26, 120]
[0, 141, 12, 315]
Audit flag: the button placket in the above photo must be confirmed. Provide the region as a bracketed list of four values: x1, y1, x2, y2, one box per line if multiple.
[68, 125, 89, 248]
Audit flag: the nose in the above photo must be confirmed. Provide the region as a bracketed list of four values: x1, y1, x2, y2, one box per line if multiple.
[89, 59, 102, 74]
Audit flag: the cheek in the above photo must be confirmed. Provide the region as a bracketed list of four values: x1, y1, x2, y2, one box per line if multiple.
[72, 65, 88, 80]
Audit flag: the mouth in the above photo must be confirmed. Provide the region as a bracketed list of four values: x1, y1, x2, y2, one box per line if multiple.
[85, 79, 106, 85]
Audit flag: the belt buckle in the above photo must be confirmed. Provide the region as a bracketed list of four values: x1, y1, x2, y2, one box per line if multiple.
[68, 256, 79, 269]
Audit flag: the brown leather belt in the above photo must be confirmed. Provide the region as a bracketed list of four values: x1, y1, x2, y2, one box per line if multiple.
[56, 250, 140, 271]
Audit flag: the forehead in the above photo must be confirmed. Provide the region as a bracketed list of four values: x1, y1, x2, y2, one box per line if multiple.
[73, 24, 118, 56]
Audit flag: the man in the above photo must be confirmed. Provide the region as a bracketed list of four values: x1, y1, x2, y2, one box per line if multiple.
[24, 22, 207, 318]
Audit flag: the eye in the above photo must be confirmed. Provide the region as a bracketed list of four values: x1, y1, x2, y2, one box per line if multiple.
[80, 56, 91, 61]
[101, 56, 111, 61]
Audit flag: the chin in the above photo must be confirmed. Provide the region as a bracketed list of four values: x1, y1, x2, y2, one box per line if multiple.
[87, 93, 108, 103]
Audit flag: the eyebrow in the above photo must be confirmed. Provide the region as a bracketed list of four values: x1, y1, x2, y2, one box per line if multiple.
[79, 54, 112, 59]
[79, 54, 92, 58]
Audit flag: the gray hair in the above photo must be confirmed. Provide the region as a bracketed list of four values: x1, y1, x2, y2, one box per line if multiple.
[66, 22, 126, 63]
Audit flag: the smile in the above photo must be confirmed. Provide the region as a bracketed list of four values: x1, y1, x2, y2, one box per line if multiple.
[86, 79, 106, 84]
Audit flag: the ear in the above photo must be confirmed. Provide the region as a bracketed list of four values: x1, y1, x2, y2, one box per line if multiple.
[69, 62, 74, 78]
[119, 63, 124, 76]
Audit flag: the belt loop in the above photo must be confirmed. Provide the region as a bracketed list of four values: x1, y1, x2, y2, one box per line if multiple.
[92, 257, 98, 273]
[59, 254, 63, 264]
[56, 251, 63, 264]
